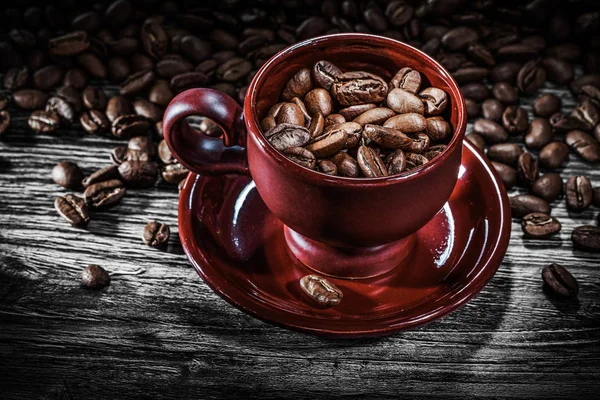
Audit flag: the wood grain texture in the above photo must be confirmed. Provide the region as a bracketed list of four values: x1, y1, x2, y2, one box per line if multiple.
[1, 78, 600, 400]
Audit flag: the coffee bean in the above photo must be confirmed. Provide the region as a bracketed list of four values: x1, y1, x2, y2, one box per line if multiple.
[551, 113, 591, 133]
[481, 99, 504, 122]
[156, 58, 193, 78]
[170, 71, 209, 93]
[489, 62, 521, 84]
[487, 143, 523, 167]
[497, 44, 538, 61]
[296, 17, 330, 40]
[331, 152, 360, 177]
[305, 128, 348, 158]
[81, 264, 110, 290]
[357, 145, 388, 177]
[77, 52, 106, 79]
[491, 161, 517, 189]
[106, 96, 132, 122]
[389, 67, 422, 93]
[281, 68, 313, 101]
[108, 38, 139, 56]
[112, 115, 150, 139]
[299, 274, 342, 307]
[387, 88, 424, 114]
[82, 86, 107, 110]
[571, 99, 599, 128]
[12, 89, 48, 110]
[465, 98, 480, 118]
[517, 60, 547, 94]
[363, 124, 411, 149]
[539, 142, 569, 170]
[180, 35, 212, 63]
[55, 194, 90, 227]
[532, 173, 563, 202]
[120, 69, 155, 96]
[265, 123, 310, 152]
[382, 149, 405, 175]
[28, 110, 60, 133]
[565, 130, 600, 163]
[48, 31, 90, 56]
[502, 105, 529, 134]
[118, 161, 158, 188]
[332, 71, 388, 106]
[62, 68, 88, 89]
[161, 163, 189, 184]
[83, 179, 126, 209]
[510, 194, 551, 218]
[542, 263, 579, 299]
[56, 85, 82, 112]
[128, 136, 156, 160]
[148, 80, 173, 107]
[441, 26, 478, 51]
[570, 74, 600, 94]
[383, 113, 427, 133]
[4, 66, 29, 90]
[473, 119, 508, 144]
[339, 104, 377, 120]
[140, 21, 167, 59]
[466, 133, 485, 151]
[492, 82, 518, 104]
[82, 165, 120, 188]
[80, 109, 109, 135]
[282, 147, 316, 169]
[46, 96, 76, 124]
[542, 57, 574, 85]
[52, 161, 83, 189]
[216, 57, 252, 82]
[351, 108, 394, 127]
[133, 99, 163, 122]
[313, 60, 342, 90]
[566, 176, 593, 212]
[572, 225, 600, 252]
[0, 111, 10, 135]
[522, 213, 561, 238]
[317, 160, 337, 175]
[523, 118, 552, 150]
[143, 221, 170, 247]
[517, 152, 539, 187]
[425, 116, 452, 140]
[461, 82, 490, 102]
[534, 94, 561, 117]
[452, 67, 489, 84]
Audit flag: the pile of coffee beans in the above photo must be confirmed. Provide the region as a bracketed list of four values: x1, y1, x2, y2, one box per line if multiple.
[262, 61, 452, 177]
[1, 1, 599, 297]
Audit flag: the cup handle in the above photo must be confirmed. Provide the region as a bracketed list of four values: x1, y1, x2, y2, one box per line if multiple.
[163, 88, 249, 176]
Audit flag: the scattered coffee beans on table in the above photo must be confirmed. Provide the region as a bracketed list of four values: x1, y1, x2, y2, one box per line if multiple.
[261, 61, 453, 177]
[143, 221, 170, 247]
[299, 275, 343, 308]
[542, 264, 579, 298]
[81, 264, 111, 290]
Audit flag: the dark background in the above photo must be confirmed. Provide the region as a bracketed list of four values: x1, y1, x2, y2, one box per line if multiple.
[1, 1, 600, 399]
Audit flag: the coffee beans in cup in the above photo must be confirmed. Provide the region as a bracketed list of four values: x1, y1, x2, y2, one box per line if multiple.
[261, 61, 453, 178]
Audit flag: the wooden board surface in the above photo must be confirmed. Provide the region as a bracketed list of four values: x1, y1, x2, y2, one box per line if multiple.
[1, 80, 600, 399]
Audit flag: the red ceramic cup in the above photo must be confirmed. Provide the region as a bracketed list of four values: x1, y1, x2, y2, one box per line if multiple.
[164, 33, 467, 279]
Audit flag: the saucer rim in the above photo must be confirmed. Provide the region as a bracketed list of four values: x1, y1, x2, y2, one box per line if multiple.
[178, 141, 511, 337]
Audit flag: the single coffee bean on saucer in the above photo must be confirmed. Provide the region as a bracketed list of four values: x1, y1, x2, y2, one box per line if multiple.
[55, 194, 90, 227]
[52, 161, 83, 189]
[565, 176, 593, 212]
[521, 213, 561, 238]
[143, 221, 170, 247]
[542, 264, 579, 298]
[81, 264, 111, 290]
[299, 275, 343, 308]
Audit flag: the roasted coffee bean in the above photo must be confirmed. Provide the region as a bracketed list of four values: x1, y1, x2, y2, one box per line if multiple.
[405, 152, 429, 167]
[387, 88, 423, 114]
[492, 161, 517, 189]
[312, 60, 342, 90]
[4, 66, 29, 90]
[0, 111, 10, 135]
[106, 96, 131, 122]
[140, 21, 167, 59]
[551, 112, 592, 133]
[180, 35, 212, 63]
[274, 103, 305, 126]
[452, 67, 489, 84]
[81, 264, 110, 290]
[571, 99, 600, 128]
[156, 58, 193, 78]
[522, 213, 561, 238]
[48, 31, 90, 56]
[118, 161, 158, 188]
[492, 82, 518, 104]
[357, 145, 388, 177]
[56, 86, 83, 112]
[539, 142, 569, 169]
[534, 94, 561, 117]
[77, 53, 106, 79]
[82, 165, 120, 188]
[282, 147, 316, 169]
[489, 62, 521, 84]
[28, 110, 60, 133]
[461, 82, 490, 102]
[55, 194, 90, 227]
[216, 57, 252, 82]
[161, 163, 189, 184]
[331, 152, 360, 177]
[158, 140, 175, 165]
[487, 143, 523, 167]
[170, 71, 209, 93]
[542, 264, 579, 298]
[339, 104, 377, 120]
[389, 67, 421, 93]
[465, 98, 480, 118]
[302, 88, 332, 117]
[566, 176, 593, 212]
[32, 65, 63, 91]
[510, 194, 551, 218]
[517, 152, 539, 187]
[570, 74, 600, 94]
[572, 225, 600, 252]
[46, 96, 75, 124]
[403, 133, 429, 154]
[542, 57, 574, 85]
[524, 118, 552, 150]
[112, 115, 150, 139]
[82, 86, 107, 110]
[517, 60, 547, 94]
[128, 136, 156, 159]
[305, 128, 347, 158]
[80, 110, 109, 135]
[352, 108, 394, 127]
[441, 26, 478, 51]
[12, 89, 48, 110]
[419, 87, 448, 115]
[63, 68, 88, 89]
[299, 274, 342, 307]
[363, 124, 411, 149]
[317, 160, 337, 175]
[425, 116, 452, 140]
[496, 44, 538, 61]
[465, 133, 485, 151]
[265, 124, 310, 151]
[473, 119, 508, 144]
[385, 149, 407, 174]
[120, 69, 155, 96]
[532, 173, 563, 202]
[282, 68, 313, 101]
[383, 113, 426, 133]
[143, 221, 170, 247]
[52, 161, 83, 189]
[148, 80, 173, 107]
[565, 130, 600, 163]
[481, 99, 504, 122]
[502, 106, 528, 134]
[332, 71, 388, 106]
[133, 99, 163, 122]
[423, 145, 446, 160]
[110, 146, 127, 165]
[109, 38, 139, 56]
[83, 179, 126, 209]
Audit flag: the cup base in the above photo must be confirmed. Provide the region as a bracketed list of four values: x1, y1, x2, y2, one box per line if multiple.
[283, 226, 417, 280]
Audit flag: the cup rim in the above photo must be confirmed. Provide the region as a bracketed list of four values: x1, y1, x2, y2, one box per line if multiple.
[245, 33, 467, 187]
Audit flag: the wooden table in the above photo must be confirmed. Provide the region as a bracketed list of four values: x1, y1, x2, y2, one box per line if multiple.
[1, 80, 599, 399]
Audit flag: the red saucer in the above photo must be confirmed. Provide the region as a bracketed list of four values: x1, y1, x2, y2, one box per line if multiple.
[178, 141, 511, 337]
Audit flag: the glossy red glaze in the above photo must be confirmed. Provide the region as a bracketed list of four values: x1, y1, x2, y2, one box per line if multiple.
[164, 34, 467, 252]
[178, 142, 511, 337]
